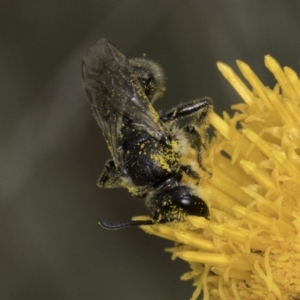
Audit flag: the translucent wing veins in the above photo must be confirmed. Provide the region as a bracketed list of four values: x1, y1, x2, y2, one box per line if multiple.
[82, 38, 168, 168]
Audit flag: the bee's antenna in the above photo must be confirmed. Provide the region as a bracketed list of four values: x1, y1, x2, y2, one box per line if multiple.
[100, 219, 155, 230]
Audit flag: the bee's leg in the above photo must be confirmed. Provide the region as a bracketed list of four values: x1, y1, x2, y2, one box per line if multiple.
[97, 159, 121, 188]
[183, 125, 206, 167]
[183, 124, 212, 176]
[160, 97, 212, 124]
[180, 165, 200, 185]
[160, 97, 213, 170]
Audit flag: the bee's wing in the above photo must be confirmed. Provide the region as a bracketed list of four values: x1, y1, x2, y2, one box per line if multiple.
[82, 38, 167, 167]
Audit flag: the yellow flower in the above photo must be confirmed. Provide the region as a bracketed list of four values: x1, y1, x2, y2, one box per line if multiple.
[137, 56, 300, 300]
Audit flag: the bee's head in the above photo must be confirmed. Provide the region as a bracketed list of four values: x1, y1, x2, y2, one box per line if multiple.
[150, 186, 209, 222]
[100, 186, 209, 230]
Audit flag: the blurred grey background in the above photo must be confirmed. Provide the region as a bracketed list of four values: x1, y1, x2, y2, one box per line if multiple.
[1, 1, 300, 299]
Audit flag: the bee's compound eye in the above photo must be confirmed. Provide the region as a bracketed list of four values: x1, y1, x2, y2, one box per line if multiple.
[176, 195, 209, 218]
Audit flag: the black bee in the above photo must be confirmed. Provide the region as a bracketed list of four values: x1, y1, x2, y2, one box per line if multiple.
[82, 38, 212, 229]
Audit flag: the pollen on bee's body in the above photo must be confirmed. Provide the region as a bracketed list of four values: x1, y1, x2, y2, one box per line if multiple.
[150, 154, 171, 172]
